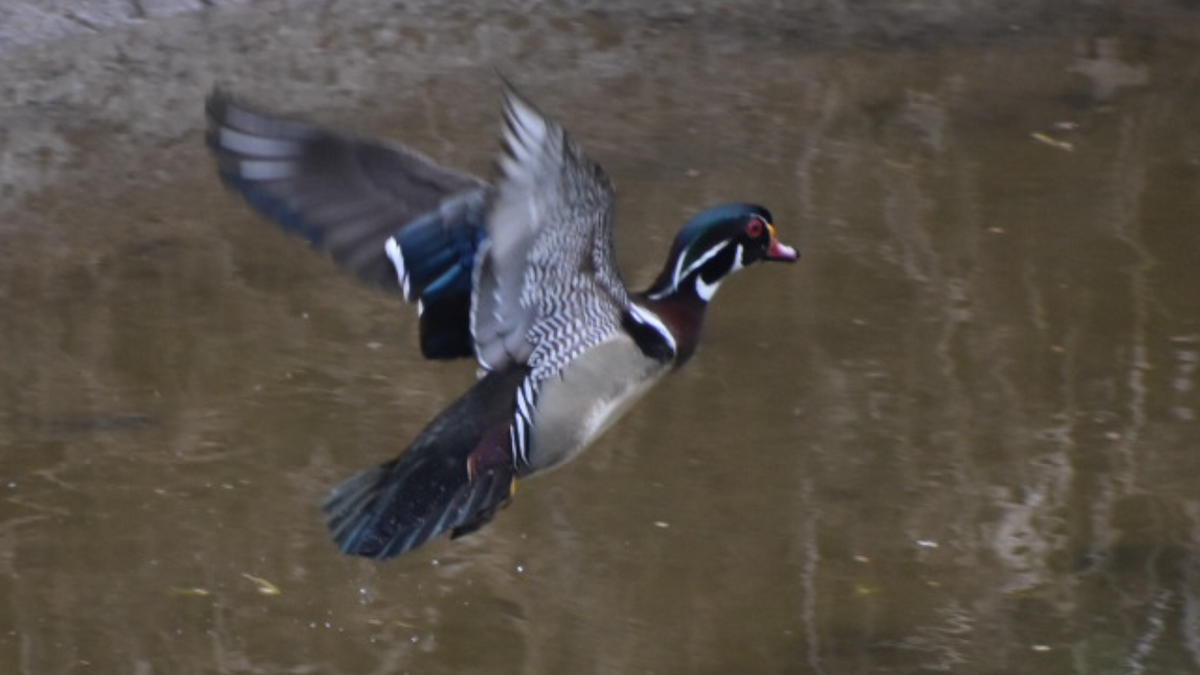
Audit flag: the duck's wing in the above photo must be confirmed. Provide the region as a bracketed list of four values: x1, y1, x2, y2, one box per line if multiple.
[206, 90, 487, 293]
[471, 85, 631, 379]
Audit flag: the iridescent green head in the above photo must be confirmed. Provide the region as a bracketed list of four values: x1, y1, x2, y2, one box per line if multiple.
[646, 203, 798, 302]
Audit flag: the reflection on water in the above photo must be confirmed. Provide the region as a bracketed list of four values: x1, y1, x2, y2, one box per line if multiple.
[1, 3, 1199, 674]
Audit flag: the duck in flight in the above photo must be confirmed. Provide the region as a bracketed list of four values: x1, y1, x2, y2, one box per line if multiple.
[206, 83, 799, 559]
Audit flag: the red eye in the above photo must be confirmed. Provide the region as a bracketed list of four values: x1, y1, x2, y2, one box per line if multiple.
[745, 217, 765, 238]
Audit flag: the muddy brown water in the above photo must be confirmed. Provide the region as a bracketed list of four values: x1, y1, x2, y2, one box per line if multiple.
[2, 3, 1199, 674]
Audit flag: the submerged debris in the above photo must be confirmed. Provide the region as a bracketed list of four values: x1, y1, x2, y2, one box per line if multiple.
[241, 573, 282, 595]
[1030, 132, 1074, 152]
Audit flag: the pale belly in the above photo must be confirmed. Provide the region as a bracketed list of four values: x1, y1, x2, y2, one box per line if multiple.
[524, 335, 670, 474]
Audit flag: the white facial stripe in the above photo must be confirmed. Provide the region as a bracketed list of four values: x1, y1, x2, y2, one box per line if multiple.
[648, 239, 737, 302]
[731, 243, 746, 273]
[646, 287, 669, 301]
[693, 242, 751, 302]
[679, 239, 731, 282]
[693, 241, 747, 302]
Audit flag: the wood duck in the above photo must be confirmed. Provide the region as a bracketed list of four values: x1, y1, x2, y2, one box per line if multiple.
[206, 84, 799, 559]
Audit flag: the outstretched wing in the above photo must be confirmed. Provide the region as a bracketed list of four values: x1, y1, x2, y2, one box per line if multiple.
[206, 90, 486, 291]
[207, 91, 492, 359]
[471, 85, 631, 379]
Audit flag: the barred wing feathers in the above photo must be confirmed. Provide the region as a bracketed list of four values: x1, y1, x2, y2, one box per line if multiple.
[471, 86, 631, 380]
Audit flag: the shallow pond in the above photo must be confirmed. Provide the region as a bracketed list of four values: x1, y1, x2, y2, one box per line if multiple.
[1, 3, 1199, 674]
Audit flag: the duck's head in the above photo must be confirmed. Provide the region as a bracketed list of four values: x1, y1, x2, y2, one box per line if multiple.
[645, 203, 798, 303]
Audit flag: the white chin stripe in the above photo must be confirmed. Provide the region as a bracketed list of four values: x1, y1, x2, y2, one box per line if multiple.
[694, 275, 722, 302]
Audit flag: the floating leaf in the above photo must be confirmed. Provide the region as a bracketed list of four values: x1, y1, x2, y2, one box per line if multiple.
[1031, 132, 1074, 152]
[242, 573, 281, 595]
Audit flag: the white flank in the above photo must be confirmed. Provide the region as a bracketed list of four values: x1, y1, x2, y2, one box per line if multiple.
[580, 376, 661, 451]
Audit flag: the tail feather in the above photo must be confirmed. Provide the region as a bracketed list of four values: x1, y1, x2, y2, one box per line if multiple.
[323, 452, 514, 559]
[322, 367, 528, 559]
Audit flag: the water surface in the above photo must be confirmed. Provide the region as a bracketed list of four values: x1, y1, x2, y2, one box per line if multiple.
[1, 4, 1199, 674]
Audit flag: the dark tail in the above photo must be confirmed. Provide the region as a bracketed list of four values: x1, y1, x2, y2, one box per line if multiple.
[322, 367, 527, 559]
[322, 451, 514, 559]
